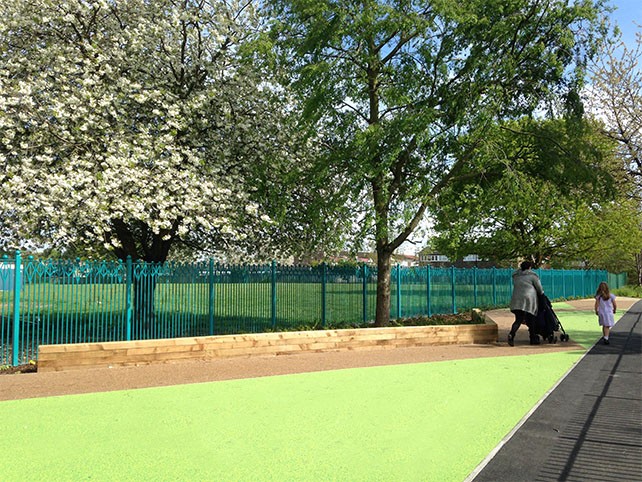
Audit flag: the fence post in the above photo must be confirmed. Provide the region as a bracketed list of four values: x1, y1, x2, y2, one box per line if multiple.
[471, 266, 477, 307]
[426, 265, 432, 317]
[492, 267, 497, 306]
[11, 250, 21, 366]
[208, 258, 215, 335]
[125, 256, 132, 341]
[362, 263, 368, 324]
[321, 262, 327, 328]
[451, 265, 456, 314]
[569, 270, 573, 297]
[562, 269, 566, 298]
[396, 264, 402, 319]
[271, 260, 277, 330]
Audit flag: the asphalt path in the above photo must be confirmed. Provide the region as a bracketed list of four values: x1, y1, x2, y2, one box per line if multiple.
[469, 300, 642, 482]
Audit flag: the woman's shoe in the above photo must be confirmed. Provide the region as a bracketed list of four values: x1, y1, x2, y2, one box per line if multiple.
[507, 333, 514, 346]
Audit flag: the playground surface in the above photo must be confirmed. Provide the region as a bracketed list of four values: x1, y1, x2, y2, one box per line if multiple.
[472, 298, 642, 481]
[0, 298, 639, 481]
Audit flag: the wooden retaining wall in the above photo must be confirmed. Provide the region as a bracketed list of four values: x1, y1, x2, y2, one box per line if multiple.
[38, 313, 497, 372]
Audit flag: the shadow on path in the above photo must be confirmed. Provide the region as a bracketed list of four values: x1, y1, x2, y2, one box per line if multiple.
[470, 301, 642, 482]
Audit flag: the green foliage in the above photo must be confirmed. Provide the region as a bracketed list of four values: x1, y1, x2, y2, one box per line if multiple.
[0, 0, 328, 263]
[586, 24, 642, 285]
[432, 116, 621, 266]
[265, 0, 608, 325]
[613, 285, 642, 298]
[563, 200, 642, 272]
[588, 23, 642, 198]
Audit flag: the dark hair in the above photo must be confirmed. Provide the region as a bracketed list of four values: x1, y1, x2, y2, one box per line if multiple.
[520, 261, 533, 271]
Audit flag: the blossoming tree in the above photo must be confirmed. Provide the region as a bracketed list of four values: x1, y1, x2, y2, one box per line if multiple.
[0, 0, 298, 264]
[0, 0, 322, 329]
[586, 26, 642, 282]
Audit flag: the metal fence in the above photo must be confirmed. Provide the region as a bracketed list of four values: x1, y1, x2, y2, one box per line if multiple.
[0, 251, 627, 366]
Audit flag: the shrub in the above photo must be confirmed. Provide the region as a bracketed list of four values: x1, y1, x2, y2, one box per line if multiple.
[613, 285, 642, 298]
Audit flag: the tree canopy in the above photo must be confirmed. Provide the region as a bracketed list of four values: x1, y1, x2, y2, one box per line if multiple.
[266, 0, 609, 324]
[431, 116, 629, 267]
[587, 25, 641, 196]
[585, 24, 642, 282]
[0, 0, 313, 262]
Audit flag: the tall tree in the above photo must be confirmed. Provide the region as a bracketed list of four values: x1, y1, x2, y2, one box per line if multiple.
[563, 198, 642, 273]
[0, 0, 311, 263]
[0, 0, 329, 330]
[587, 26, 641, 195]
[266, 0, 608, 325]
[586, 25, 642, 283]
[432, 117, 621, 266]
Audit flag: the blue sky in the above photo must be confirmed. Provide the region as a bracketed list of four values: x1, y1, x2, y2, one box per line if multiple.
[608, 0, 641, 48]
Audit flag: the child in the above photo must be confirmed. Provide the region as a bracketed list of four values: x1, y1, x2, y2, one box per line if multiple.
[594, 282, 617, 345]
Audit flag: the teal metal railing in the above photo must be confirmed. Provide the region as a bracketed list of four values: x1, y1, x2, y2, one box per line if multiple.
[0, 251, 628, 366]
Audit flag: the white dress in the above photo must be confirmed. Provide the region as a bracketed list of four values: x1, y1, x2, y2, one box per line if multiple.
[596, 294, 616, 327]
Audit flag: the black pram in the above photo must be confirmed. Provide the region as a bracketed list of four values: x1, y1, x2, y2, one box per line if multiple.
[532, 294, 570, 343]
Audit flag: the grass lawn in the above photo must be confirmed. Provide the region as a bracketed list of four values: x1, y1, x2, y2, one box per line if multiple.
[0, 308, 616, 481]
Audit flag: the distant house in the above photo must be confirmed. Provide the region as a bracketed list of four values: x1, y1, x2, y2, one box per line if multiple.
[418, 252, 492, 268]
[419, 253, 450, 264]
[391, 253, 420, 267]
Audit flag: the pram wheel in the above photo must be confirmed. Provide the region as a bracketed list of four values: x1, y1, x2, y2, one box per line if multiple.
[560, 334, 569, 342]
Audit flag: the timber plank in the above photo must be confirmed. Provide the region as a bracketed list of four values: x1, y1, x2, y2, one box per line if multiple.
[37, 318, 498, 372]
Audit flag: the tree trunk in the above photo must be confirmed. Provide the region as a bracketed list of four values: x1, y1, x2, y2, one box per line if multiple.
[133, 272, 157, 337]
[374, 247, 392, 327]
[110, 219, 176, 338]
[636, 250, 642, 286]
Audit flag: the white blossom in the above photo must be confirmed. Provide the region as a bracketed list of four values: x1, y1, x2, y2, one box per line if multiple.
[0, 0, 284, 260]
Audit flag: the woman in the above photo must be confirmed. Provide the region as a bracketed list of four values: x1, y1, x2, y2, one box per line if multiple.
[508, 261, 544, 346]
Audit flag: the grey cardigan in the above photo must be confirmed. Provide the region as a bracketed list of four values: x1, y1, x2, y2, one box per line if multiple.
[509, 269, 544, 316]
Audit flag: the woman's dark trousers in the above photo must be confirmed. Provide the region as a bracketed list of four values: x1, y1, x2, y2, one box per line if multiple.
[510, 309, 539, 344]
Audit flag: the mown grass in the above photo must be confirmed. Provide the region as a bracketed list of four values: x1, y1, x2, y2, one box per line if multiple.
[1, 281, 507, 335]
[0, 280, 497, 365]
[1, 274, 626, 365]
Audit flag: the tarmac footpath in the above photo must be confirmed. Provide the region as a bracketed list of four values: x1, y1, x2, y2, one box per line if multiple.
[469, 300, 642, 482]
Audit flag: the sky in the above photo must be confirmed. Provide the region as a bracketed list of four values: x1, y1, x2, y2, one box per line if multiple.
[608, 0, 641, 49]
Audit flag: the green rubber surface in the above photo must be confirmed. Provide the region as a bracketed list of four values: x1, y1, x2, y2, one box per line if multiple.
[0, 311, 614, 481]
